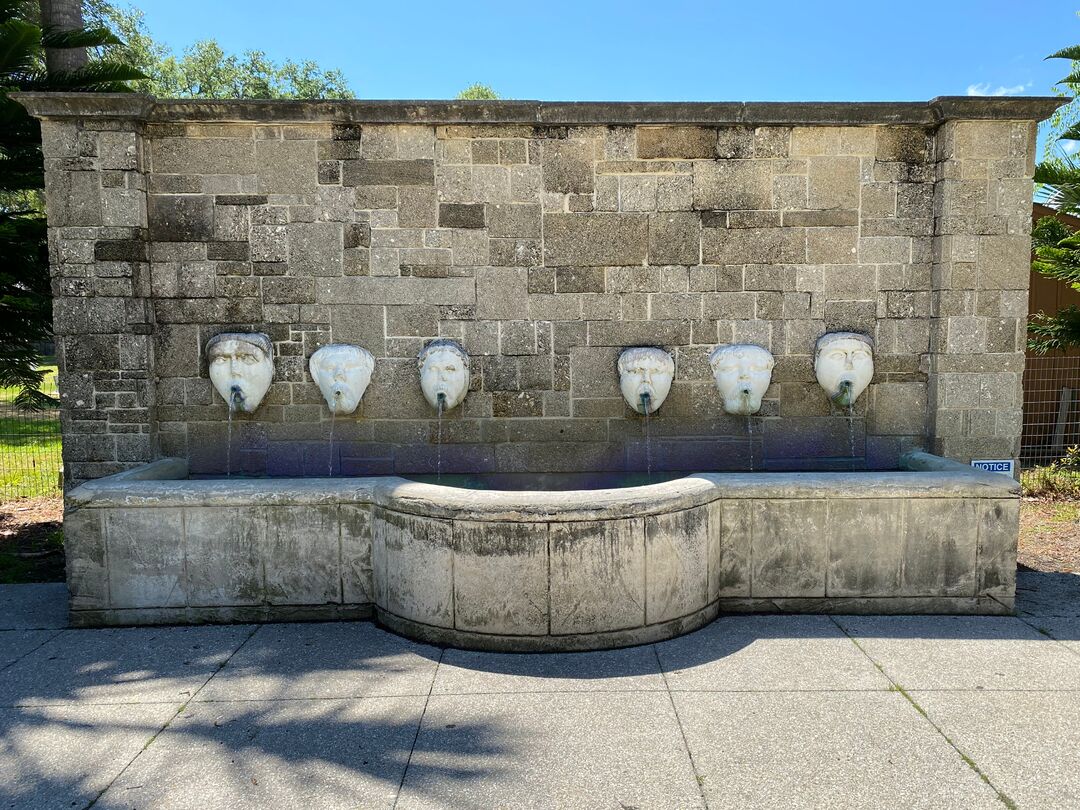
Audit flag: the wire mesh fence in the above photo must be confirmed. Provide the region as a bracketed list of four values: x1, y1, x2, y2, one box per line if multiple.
[1021, 353, 1080, 496]
[0, 357, 62, 502]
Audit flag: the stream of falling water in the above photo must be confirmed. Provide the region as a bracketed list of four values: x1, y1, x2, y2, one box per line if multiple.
[327, 409, 337, 477]
[641, 393, 652, 479]
[226, 405, 233, 478]
[846, 404, 856, 471]
[436, 394, 445, 482]
[745, 414, 754, 472]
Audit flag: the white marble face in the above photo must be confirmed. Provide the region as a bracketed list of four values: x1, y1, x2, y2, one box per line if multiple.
[709, 344, 775, 415]
[618, 347, 675, 414]
[815, 332, 874, 407]
[309, 344, 375, 415]
[418, 340, 470, 411]
[206, 332, 273, 413]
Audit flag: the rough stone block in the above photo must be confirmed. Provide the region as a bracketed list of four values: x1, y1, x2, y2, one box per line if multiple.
[715, 500, 751, 598]
[751, 500, 827, 598]
[264, 505, 342, 605]
[702, 227, 805, 265]
[976, 499, 1018, 599]
[649, 212, 701, 265]
[637, 126, 716, 159]
[476, 267, 528, 319]
[693, 160, 772, 210]
[438, 203, 485, 229]
[826, 499, 903, 597]
[543, 213, 648, 266]
[645, 506, 709, 624]
[152, 137, 255, 175]
[148, 195, 213, 242]
[256, 139, 316, 194]
[184, 507, 265, 607]
[344, 159, 435, 186]
[488, 203, 541, 238]
[104, 508, 185, 608]
[65, 508, 107, 611]
[373, 507, 454, 628]
[550, 518, 646, 634]
[453, 521, 549, 635]
[541, 139, 596, 193]
[807, 156, 860, 209]
[902, 499, 978, 596]
[341, 504, 373, 604]
[287, 222, 343, 276]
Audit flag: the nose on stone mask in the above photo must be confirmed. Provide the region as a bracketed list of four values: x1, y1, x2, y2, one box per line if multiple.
[814, 332, 874, 407]
[709, 344, 775, 416]
[206, 332, 274, 413]
[617, 347, 674, 415]
[309, 344, 376, 415]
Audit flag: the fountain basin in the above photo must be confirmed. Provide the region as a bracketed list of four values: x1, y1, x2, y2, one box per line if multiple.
[64, 453, 1019, 651]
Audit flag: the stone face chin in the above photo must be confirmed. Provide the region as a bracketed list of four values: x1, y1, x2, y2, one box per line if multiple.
[709, 343, 775, 415]
[418, 340, 470, 411]
[617, 347, 674, 414]
[309, 344, 375, 415]
[814, 332, 874, 406]
[206, 332, 273, 413]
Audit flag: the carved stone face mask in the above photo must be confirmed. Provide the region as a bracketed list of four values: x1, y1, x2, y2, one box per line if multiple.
[618, 347, 675, 414]
[814, 332, 874, 407]
[206, 332, 273, 413]
[709, 344, 775, 415]
[418, 340, 470, 411]
[309, 344, 375, 415]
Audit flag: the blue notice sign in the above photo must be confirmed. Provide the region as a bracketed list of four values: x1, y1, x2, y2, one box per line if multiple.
[971, 459, 1015, 476]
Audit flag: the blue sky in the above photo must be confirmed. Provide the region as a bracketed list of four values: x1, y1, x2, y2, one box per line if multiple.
[132, 0, 1079, 104]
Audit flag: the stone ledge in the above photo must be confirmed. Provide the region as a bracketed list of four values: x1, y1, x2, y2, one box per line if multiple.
[13, 93, 1066, 125]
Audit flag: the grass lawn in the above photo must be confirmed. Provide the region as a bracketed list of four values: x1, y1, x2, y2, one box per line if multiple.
[0, 361, 62, 501]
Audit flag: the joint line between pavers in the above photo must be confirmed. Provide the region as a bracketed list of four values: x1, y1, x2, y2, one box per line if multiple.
[0, 628, 67, 674]
[391, 646, 445, 810]
[653, 644, 711, 809]
[84, 622, 263, 809]
[1012, 611, 1080, 661]
[826, 615, 1019, 810]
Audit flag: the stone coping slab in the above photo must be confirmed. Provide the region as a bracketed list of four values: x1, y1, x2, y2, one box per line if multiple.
[66, 453, 1018, 522]
[12, 92, 1066, 125]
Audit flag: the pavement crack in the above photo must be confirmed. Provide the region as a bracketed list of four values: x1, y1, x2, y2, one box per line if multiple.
[653, 644, 710, 810]
[82, 622, 263, 810]
[0, 628, 67, 673]
[827, 616, 1018, 810]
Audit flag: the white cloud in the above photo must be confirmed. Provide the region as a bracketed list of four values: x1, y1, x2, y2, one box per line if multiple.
[966, 81, 1032, 96]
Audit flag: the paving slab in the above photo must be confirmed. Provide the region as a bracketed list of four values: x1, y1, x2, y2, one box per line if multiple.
[656, 615, 890, 691]
[433, 644, 663, 694]
[913, 690, 1080, 809]
[834, 615, 1080, 690]
[1031, 616, 1080, 656]
[1016, 569, 1080, 618]
[0, 702, 179, 809]
[98, 696, 424, 810]
[0, 625, 254, 706]
[672, 691, 1001, 810]
[196, 622, 441, 701]
[0, 583, 68, 629]
[397, 692, 705, 809]
[0, 629, 61, 670]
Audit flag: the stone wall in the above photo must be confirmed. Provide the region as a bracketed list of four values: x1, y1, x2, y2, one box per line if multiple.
[17, 95, 1061, 484]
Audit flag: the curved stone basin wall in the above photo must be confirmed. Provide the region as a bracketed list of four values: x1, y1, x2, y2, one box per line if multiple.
[66, 454, 1019, 651]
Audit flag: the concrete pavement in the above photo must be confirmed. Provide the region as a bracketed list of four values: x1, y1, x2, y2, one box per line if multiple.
[1, 569, 1078, 809]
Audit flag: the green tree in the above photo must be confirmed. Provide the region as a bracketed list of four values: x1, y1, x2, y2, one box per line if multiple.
[457, 83, 499, 100]
[85, 1, 352, 99]
[1030, 44, 1080, 353]
[1, 0, 143, 409]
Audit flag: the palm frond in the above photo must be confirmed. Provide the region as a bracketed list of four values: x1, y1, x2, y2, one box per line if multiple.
[1058, 122, 1080, 142]
[0, 18, 40, 75]
[23, 60, 147, 90]
[41, 25, 121, 50]
[1047, 45, 1080, 61]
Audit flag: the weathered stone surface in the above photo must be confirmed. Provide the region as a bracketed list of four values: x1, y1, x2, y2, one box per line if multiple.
[148, 195, 213, 241]
[550, 519, 645, 634]
[902, 499, 978, 597]
[256, 139, 316, 194]
[543, 213, 648, 266]
[264, 505, 342, 605]
[344, 159, 434, 186]
[645, 506, 709, 624]
[374, 508, 454, 629]
[649, 212, 700, 265]
[438, 203, 485, 228]
[105, 508, 185, 608]
[184, 507, 265, 606]
[454, 520, 549, 635]
[826, 500, 903, 597]
[693, 161, 772, 210]
[751, 500, 828, 598]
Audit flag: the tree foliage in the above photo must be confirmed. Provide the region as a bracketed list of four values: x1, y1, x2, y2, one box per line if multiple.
[1, 0, 144, 409]
[85, 1, 353, 99]
[457, 83, 499, 100]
